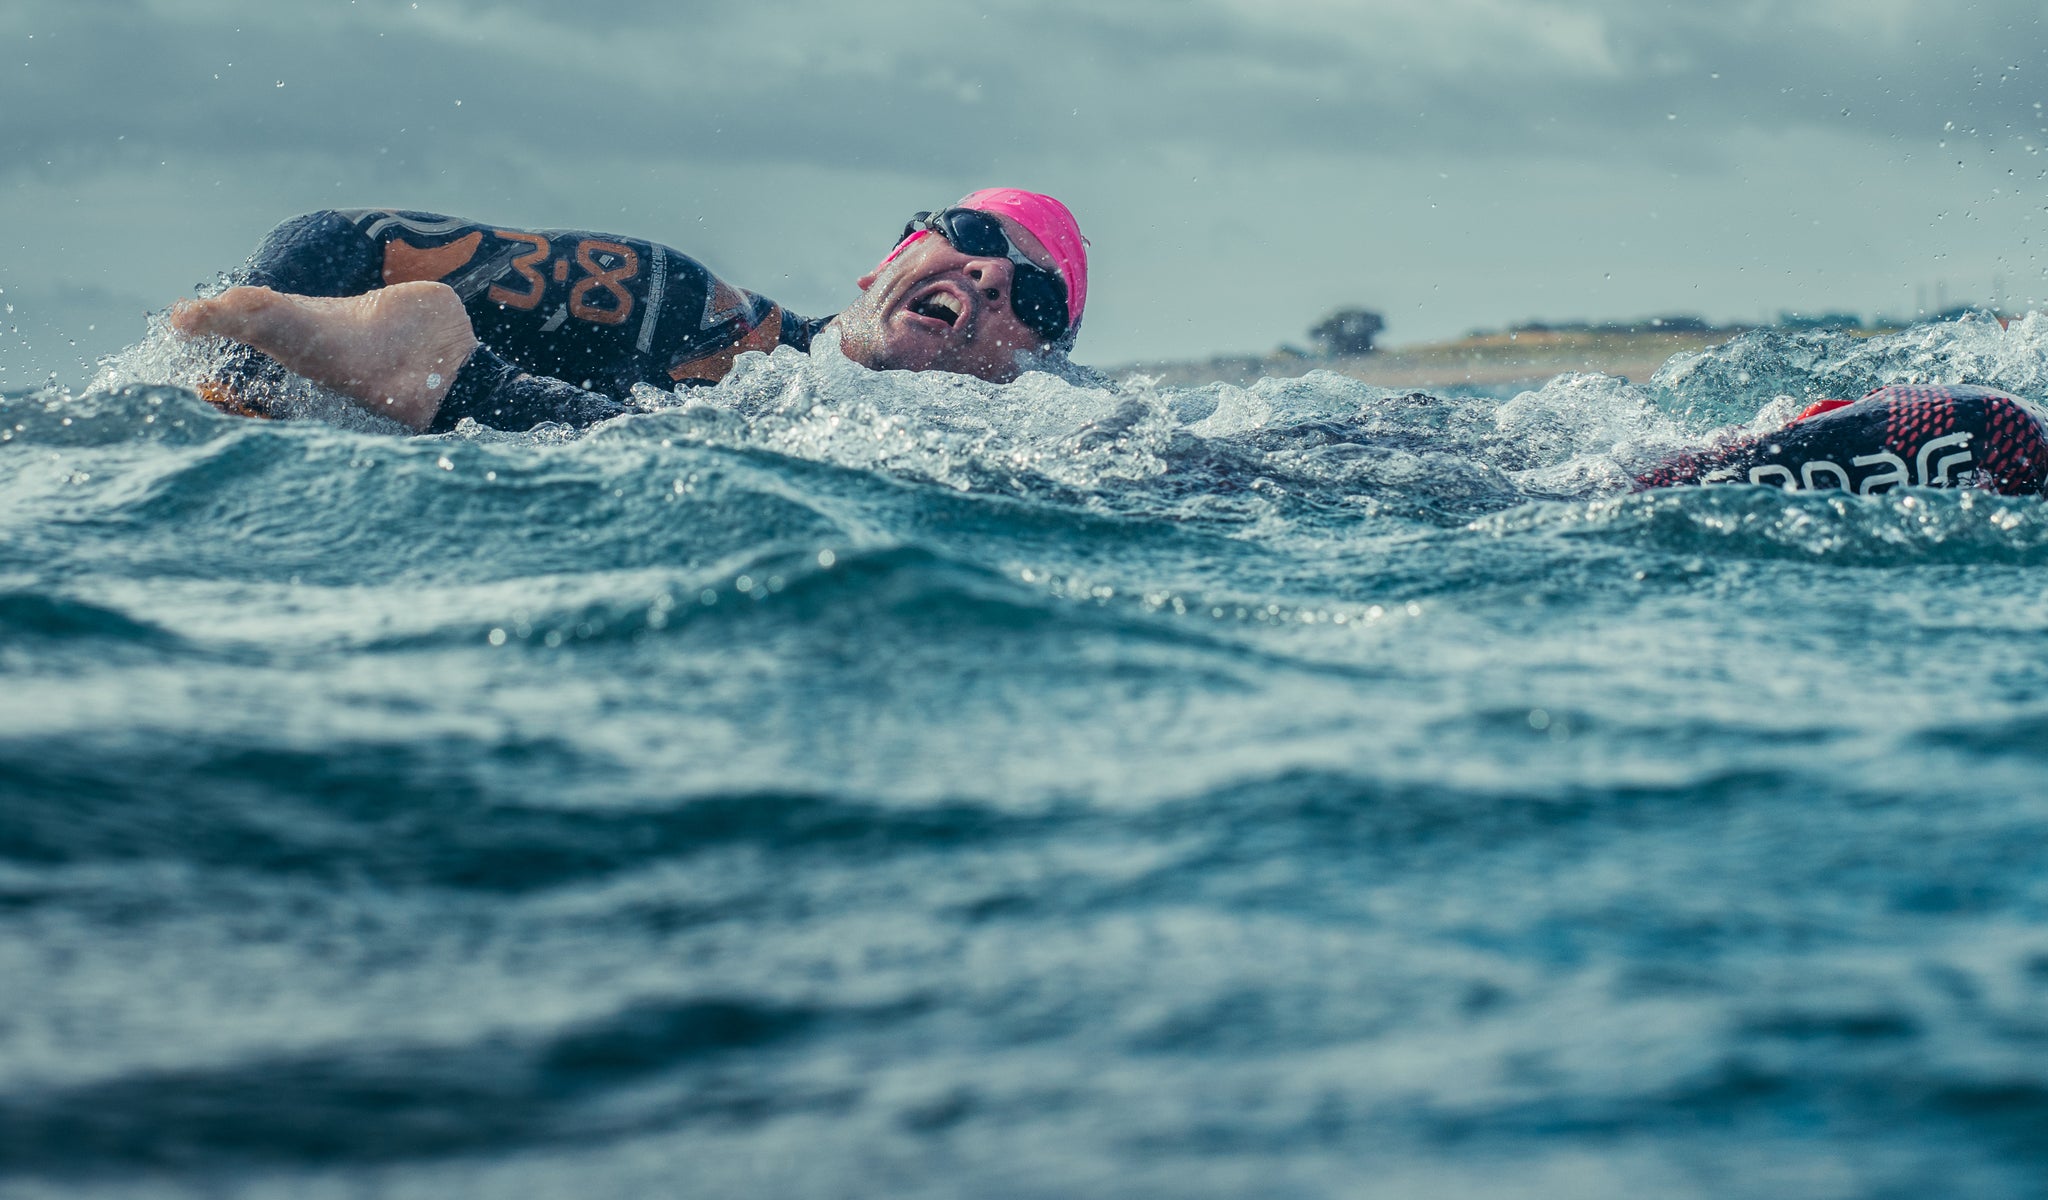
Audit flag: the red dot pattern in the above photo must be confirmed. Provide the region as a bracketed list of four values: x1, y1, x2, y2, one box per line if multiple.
[1871, 387, 1960, 459]
[1977, 394, 2048, 493]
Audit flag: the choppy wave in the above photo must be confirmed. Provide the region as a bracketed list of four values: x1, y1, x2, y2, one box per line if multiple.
[7, 315, 2048, 1198]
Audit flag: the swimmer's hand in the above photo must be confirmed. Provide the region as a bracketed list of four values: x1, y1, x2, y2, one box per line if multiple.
[169, 283, 478, 431]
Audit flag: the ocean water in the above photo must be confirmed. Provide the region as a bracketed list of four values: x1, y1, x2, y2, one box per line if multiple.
[6, 315, 2048, 1198]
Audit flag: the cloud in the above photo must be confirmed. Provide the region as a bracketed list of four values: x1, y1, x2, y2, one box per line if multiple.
[4, 0, 2045, 374]
[9, 0, 2044, 188]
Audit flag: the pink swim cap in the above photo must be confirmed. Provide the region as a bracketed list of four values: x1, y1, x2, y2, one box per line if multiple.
[879, 187, 1089, 336]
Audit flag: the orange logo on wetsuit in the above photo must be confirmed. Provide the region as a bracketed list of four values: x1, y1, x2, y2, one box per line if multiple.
[669, 306, 784, 383]
[380, 232, 483, 286]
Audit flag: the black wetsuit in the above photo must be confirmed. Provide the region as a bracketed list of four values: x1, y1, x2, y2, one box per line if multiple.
[1634, 384, 2048, 497]
[224, 209, 830, 431]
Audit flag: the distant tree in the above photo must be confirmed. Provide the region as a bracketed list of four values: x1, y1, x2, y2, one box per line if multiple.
[1308, 308, 1386, 356]
[1777, 311, 1865, 331]
[1646, 315, 1715, 332]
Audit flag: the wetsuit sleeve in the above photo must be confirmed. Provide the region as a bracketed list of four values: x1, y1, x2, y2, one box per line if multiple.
[237, 210, 386, 297]
[426, 346, 634, 433]
[1633, 385, 2048, 497]
[219, 208, 826, 432]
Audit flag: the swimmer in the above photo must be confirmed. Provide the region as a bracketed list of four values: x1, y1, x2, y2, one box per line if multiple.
[1634, 384, 2048, 497]
[168, 189, 1089, 432]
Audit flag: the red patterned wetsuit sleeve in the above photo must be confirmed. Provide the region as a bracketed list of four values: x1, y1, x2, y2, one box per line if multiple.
[1973, 390, 2048, 493]
[1631, 385, 2048, 497]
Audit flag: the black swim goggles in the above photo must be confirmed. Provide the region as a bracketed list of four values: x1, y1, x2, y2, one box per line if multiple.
[898, 208, 1072, 343]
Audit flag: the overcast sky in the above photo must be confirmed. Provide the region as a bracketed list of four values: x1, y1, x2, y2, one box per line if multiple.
[5, 0, 2046, 385]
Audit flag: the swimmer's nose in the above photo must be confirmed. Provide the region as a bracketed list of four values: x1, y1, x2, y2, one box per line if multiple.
[963, 256, 1011, 300]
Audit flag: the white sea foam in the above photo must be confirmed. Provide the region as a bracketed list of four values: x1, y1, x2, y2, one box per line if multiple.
[647, 337, 1180, 496]
[87, 310, 412, 435]
[68, 310, 2048, 519]
[1650, 311, 2048, 428]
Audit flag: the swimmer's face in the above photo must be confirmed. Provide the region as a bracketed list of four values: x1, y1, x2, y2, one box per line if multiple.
[833, 214, 1061, 382]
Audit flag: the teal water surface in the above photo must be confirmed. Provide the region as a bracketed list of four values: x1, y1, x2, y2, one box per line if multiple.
[5, 317, 2048, 1198]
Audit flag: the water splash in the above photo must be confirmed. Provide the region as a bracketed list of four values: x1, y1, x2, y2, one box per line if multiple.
[88, 309, 412, 435]
[1649, 311, 2048, 428]
[55, 312, 2048, 535]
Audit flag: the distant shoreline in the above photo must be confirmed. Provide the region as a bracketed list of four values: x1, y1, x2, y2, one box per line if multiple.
[1114, 328, 1838, 390]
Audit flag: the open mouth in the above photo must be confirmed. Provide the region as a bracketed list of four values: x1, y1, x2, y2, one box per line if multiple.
[906, 288, 964, 328]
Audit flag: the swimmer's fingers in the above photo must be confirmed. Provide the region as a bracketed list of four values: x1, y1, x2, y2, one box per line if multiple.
[166, 297, 213, 338]
[167, 287, 277, 343]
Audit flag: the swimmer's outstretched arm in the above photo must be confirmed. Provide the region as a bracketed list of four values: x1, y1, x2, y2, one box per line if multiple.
[171, 281, 640, 432]
[170, 283, 476, 430]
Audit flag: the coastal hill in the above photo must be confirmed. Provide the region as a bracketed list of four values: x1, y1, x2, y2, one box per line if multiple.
[1113, 310, 1977, 390]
